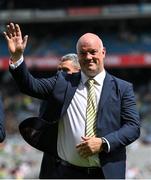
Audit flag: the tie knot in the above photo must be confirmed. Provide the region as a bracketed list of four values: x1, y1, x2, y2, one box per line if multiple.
[87, 79, 95, 87]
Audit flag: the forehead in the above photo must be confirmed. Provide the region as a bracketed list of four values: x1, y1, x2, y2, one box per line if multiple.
[77, 38, 101, 51]
[61, 60, 73, 66]
[78, 44, 100, 54]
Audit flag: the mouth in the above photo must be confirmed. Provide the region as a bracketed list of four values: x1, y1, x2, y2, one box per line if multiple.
[86, 62, 95, 66]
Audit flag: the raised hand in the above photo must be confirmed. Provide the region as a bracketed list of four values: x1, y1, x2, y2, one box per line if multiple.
[3, 23, 28, 63]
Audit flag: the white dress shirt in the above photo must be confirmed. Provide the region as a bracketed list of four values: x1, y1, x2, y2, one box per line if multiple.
[57, 70, 106, 167]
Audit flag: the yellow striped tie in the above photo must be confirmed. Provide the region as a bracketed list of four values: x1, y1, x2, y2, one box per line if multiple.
[86, 79, 97, 137]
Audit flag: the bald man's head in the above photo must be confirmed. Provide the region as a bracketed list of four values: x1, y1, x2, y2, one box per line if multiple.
[76, 33, 103, 53]
[76, 33, 106, 77]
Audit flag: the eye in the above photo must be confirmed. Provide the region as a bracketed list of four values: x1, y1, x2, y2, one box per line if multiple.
[62, 68, 70, 72]
[79, 51, 86, 55]
[90, 50, 97, 55]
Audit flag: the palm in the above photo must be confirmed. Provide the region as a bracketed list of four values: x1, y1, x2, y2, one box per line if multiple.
[4, 23, 28, 62]
[8, 36, 24, 54]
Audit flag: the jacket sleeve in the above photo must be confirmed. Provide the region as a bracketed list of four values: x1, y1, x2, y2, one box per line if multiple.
[0, 97, 5, 142]
[104, 83, 140, 152]
[9, 61, 58, 100]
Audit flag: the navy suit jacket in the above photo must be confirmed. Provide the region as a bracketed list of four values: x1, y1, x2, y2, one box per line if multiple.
[0, 97, 5, 142]
[10, 61, 140, 179]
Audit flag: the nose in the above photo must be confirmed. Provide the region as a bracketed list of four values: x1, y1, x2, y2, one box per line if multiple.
[85, 52, 92, 60]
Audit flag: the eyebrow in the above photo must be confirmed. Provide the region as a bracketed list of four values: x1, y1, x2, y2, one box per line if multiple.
[61, 67, 70, 71]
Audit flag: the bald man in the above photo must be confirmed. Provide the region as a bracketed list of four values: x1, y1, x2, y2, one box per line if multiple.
[5, 23, 140, 179]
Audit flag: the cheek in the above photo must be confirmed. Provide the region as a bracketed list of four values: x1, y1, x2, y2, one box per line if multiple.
[79, 59, 85, 65]
[96, 57, 103, 65]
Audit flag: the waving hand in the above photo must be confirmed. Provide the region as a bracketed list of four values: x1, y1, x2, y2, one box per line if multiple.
[3, 23, 28, 63]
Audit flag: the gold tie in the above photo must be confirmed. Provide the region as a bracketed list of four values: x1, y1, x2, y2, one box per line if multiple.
[86, 79, 97, 137]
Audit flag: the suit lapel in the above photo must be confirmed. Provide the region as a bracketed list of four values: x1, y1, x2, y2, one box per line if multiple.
[61, 72, 81, 116]
[98, 72, 113, 111]
[61, 72, 113, 117]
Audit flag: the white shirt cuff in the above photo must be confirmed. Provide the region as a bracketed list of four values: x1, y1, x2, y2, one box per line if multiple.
[9, 56, 24, 69]
[102, 137, 110, 153]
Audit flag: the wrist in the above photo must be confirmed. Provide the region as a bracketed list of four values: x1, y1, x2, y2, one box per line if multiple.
[9, 55, 24, 69]
[11, 54, 23, 63]
[101, 137, 108, 152]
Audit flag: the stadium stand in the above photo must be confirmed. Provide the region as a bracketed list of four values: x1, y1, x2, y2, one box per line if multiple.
[1, 0, 150, 9]
[0, 0, 151, 178]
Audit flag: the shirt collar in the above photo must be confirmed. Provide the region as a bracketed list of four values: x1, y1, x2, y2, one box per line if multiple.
[81, 69, 106, 85]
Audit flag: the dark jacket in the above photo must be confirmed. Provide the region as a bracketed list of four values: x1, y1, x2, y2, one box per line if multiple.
[10, 61, 140, 179]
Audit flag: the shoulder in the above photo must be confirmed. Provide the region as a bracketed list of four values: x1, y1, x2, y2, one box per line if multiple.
[106, 72, 134, 95]
[107, 72, 132, 87]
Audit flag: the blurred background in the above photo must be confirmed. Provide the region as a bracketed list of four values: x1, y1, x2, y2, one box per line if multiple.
[0, 0, 151, 178]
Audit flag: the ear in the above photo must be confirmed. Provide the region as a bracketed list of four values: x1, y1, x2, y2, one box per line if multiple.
[102, 47, 106, 56]
[102, 47, 106, 55]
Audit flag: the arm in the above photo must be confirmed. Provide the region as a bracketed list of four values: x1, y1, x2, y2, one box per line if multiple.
[0, 98, 5, 142]
[9, 61, 58, 99]
[4, 23, 57, 99]
[104, 84, 140, 152]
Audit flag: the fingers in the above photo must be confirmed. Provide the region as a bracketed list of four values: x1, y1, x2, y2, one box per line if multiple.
[76, 143, 92, 158]
[81, 136, 91, 141]
[15, 23, 22, 37]
[76, 141, 89, 157]
[10, 23, 16, 37]
[76, 136, 100, 158]
[3, 23, 14, 41]
[6, 24, 12, 39]
[6, 23, 16, 37]
[3, 31, 10, 41]
[76, 141, 87, 150]
[23, 35, 28, 49]
[76, 136, 90, 150]
[4, 23, 22, 39]
[3, 25, 12, 40]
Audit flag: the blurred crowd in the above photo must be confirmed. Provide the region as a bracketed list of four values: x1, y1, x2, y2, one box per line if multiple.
[0, 72, 42, 179]
[0, 135, 42, 179]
